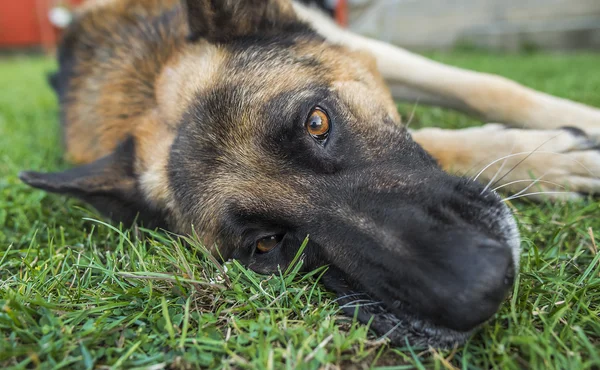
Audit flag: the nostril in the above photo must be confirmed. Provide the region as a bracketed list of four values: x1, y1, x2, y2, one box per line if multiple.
[478, 239, 514, 283]
[477, 237, 505, 251]
[475, 237, 514, 283]
[504, 262, 515, 286]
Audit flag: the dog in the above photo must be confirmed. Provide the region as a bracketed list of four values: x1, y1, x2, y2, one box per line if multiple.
[18, 0, 600, 348]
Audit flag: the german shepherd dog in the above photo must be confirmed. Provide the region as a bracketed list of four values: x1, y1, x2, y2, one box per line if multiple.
[19, 0, 600, 347]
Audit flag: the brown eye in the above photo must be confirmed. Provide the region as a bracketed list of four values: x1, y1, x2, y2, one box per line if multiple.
[305, 107, 330, 141]
[256, 235, 282, 253]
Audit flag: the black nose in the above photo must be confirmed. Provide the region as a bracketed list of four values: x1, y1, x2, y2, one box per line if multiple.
[388, 227, 516, 333]
[437, 235, 515, 332]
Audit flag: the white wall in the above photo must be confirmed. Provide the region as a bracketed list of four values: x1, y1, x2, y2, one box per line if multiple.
[348, 0, 600, 50]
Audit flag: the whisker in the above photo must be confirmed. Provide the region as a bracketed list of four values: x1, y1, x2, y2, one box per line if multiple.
[492, 179, 566, 193]
[461, 121, 528, 179]
[474, 132, 563, 183]
[375, 320, 403, 343]
[340, 302, 383, 309]
[502, 191, 574, 202]
[503, 172, 554, 200]
[480, 126, 523, 195]
[488, 132, 564, 188]
[472, 152, 544, 182]
[472, 150, 599, 184]
[404, 98, 420, 130]
[339, 299, 373, 308]
[481, 153, 510, 195]
[332, 293, 368, 303]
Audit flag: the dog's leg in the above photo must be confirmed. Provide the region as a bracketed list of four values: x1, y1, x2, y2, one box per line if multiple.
[411, 124, 600, 198]
[293, 3, 600, 133]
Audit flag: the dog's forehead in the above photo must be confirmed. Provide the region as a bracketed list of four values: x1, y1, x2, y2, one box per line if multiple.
[221, 42, 328, 98]
[221, 38, 381, 93]
[215, 39, 399, 125]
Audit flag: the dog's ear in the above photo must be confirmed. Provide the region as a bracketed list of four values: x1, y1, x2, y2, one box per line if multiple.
[182, 0, 298, 42]
[19, 137, 166, 228]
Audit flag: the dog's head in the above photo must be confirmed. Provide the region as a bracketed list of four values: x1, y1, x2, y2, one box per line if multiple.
[20, 0, 520, 348]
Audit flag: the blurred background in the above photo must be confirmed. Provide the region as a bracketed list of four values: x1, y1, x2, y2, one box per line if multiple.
[346, 0, 600, 51]
[0, 0, 83, 53]
[1, 0, 599, 53]
[348, 0, 600, 51]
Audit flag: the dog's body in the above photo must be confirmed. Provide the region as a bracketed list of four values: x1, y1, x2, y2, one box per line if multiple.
[51, 0, 600, 199]
[19, 0, 600, 347]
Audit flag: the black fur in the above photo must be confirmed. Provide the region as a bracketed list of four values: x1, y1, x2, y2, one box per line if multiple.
[19, 137, 167, 229]
[184, 0, 301, 42]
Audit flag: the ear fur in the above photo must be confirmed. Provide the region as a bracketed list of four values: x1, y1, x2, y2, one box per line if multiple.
[19, 137, 167, 228]
[182, 0, 298, 42]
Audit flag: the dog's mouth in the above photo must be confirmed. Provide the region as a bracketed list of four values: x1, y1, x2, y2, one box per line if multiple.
[321, 266, 477, 348]
[335, 292, 473, 348]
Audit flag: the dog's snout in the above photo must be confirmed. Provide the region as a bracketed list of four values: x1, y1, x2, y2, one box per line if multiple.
[379, 224, 517, 333]
[437, 235, 515, 332]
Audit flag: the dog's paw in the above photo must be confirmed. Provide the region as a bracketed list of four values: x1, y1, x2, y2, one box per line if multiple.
[527, 94, 600, 137]
[466, 125, 600, 201]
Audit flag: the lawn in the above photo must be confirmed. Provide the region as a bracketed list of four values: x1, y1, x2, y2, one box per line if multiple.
[1, 52, 599, 369]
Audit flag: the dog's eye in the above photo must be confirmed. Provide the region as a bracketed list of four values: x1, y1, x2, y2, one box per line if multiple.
[256, 235, 282, 253]
[305, 107, 330, 142]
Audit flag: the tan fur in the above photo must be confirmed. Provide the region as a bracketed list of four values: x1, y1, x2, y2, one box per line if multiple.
[75, 0, 119, 14]
[155, 42, 226, 126]
[63, 0, 184, 165]
[135, 111, 176, 208]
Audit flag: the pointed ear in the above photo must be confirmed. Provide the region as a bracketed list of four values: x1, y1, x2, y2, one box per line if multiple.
[19, 137, 166, 228]
[183, 0, 298, 42]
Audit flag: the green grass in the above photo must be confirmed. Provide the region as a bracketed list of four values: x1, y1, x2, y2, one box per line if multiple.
[1, 52, 599, 369]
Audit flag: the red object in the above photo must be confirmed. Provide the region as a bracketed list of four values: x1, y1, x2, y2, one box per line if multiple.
[1, 0, 342, 49]
[0, 0, 83, 50]
[335, 0, 348, 28]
